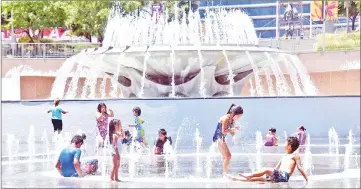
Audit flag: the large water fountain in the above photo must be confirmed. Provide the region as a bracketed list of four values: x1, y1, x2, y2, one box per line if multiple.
[2, 2, 360, 188]
[49, 2, 317, 99]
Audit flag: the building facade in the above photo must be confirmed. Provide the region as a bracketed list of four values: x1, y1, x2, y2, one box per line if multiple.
[199, 0, 360, 38]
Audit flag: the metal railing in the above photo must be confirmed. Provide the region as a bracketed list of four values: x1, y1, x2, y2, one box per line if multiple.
[1, 38, 358, 59]
[1, 43, 102, 59]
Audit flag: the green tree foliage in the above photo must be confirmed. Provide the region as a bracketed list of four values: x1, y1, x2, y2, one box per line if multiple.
[338, 0, 360, 30]
[65, 0, 113, 43]
[0, 0, 183, 44]
[1, 1, 67, 42]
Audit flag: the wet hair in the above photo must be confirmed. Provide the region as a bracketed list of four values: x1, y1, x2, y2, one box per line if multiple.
[71, 133, 86, 144]
[71, 135, 84, 145]
[286, 136, 300, 152]
[133, 107, 141, 116]
[54, 98, 60, 106]
[298, 125, 306, 131]
[124, 130, 131, 137]
[269, 128, 277, 133]
[109, 119, 121, 144]
[227, 104, 244, 115]
[158, 129, 167, 136]
[97, 103, 107, 114]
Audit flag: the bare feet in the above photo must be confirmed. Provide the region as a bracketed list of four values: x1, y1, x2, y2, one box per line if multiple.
[238, 173, 251, 180]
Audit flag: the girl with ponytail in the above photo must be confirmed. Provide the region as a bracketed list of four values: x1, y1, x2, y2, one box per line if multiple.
[212, 103, 244, 175]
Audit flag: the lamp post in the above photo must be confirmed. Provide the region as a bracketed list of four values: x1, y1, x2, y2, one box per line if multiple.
[322, 0, 327, 52]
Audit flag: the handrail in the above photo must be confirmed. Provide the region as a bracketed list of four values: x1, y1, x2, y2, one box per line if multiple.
[1, 38, 356, 59]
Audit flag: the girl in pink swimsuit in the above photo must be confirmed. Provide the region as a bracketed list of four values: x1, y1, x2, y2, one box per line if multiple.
[264, 128, 278, 146]
[96, 103, 114, 145]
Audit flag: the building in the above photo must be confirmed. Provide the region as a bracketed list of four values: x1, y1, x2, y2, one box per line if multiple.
[198, 0, 360, 38]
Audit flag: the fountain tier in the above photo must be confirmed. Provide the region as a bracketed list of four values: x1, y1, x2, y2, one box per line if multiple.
[70, 45, 289, 98]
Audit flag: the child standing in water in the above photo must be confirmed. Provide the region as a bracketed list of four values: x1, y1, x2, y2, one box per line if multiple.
[128, 107, 147, 147]
[95, 103, 114, 147]
[293, 125, 307, 145]
[47, 98, 68, 134]
[109, 119, 124, 182]
[225, 136, 308, 183]
[212, 104, 243, 175]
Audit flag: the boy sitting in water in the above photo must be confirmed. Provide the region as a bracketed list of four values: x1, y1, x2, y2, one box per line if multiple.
[225, 136, 308, 183]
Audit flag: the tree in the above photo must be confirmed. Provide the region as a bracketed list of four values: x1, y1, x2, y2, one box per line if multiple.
[65, 0, 113, 43]
[338, 0, 360, 31]
[65, 1, 154, 43]
[1, 1, 67, 42]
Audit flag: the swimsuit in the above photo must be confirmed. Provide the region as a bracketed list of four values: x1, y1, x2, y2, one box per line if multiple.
[110, 134, 123, 155]
[50, 106, 64, 132]
[96, 114, 109, 141]
[264, 134, 276, 146]
[134, 116, 145, 143]
[212, 117, 233, 142]
[154, 137, 172, 155]
[269, 169, 290, 182]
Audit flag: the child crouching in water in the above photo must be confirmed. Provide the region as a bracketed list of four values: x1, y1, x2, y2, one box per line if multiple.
[225, 136, 308, 183]
[109, 119, 125, 182]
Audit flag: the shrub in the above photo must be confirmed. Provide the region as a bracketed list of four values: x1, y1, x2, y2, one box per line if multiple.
[315, 32, 360, 51]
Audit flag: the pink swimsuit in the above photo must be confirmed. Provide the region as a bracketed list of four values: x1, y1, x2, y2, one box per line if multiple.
[96, 114, 109, 141]
[264, 134, 276, 146]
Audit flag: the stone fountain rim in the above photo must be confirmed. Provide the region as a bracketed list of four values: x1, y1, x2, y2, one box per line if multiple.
[80, 45, 286, 55]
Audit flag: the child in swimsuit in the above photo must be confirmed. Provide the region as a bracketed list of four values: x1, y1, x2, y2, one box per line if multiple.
[95, 103, 114, 147]
[109, 119, 124, 182]
[128, 107, 147, 146]
[264, 128, 278, 146]
[212, 103, 243, 174]
[47, 98, 68, 134]
[225, 136, 308, 183]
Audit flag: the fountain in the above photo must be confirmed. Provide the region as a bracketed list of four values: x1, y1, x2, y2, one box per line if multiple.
[128, 127, 138, 179]
[197, 49, 206, 97]
[328, 127, 339, 155]
[302, 134, 313, 176]
[246, 51, 264, 96]
[194, 128, 203, 173]
[163, 139, 175, 179]
[328, 127, 340, 169]
[344, 130, 354, 171]
[101, 132, 110, 177]
[6, 134, 19, 161]
[255, 131, 263, 171]
[46, 2, 318, 99]
[139, 51, 150, 98]
[41, 129, 50, 160]
[27, 125, 36, 160]
[205, 142, 217, 179]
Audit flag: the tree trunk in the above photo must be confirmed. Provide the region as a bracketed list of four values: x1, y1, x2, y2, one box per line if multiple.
[346, 6, 350, 32]
[25, 29, 34, 43]
[351, 14, 357, 30]
[83, 32, 92, 42]
[97, 33, 103, 47]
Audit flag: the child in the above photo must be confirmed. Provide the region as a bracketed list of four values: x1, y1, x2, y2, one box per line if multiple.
[47, 98, 68, 134]
[154, 129, 173, 155]
[109, 119, 124, 182]
[212, 103, 243, 174]
[128, 107, 147, 147]
[95, 103, 114, 147]
[225, 136, 308, 183]
[264, 128, 279, 146]
[293, 125, 307, 146]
